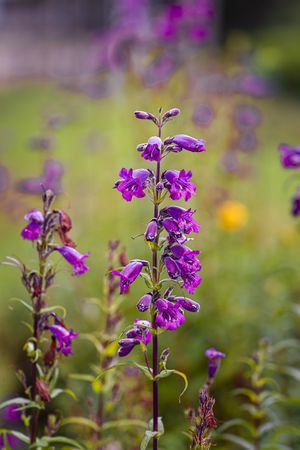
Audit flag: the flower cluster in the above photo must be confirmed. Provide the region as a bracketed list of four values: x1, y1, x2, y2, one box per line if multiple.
[114, 109, 204, 351]
[279, 143, 300, 216]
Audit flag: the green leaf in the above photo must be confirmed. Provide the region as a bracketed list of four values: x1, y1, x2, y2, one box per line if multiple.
[51, 388, 77, 401]
[216, 419, 256, 437]
[0, 429, 30, 445]
[277, 365, 300, 382]
[40, 305, 67, 317]
[140, 430, 159, 450]
[102, 419, 147, 431]
[0, 397, 30, 410]
[30, 436, 84, 449]
[96, 361, 153, 381]
[60, 417, 100, 432]
[155, 369, 188, 402]
[222, 433, 255, 450]
[9, 297, 33, 313]
[69, 373, 95, 383]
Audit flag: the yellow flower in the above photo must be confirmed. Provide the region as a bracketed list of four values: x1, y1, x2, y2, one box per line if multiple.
[217, 201, 248, 231]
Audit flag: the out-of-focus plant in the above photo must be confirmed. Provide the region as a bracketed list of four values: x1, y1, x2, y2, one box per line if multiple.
[66, 241, 149, 449]
[186, 348, 225, 450]
[0, 189, 90, 448]
[279, 143, 300, 217]
[215, 338, 300, 450]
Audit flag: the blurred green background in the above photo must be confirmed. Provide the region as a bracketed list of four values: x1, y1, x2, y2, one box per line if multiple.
[1, 0, 300, 448]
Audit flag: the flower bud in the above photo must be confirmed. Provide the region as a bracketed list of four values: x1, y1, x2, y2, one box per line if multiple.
[136, 294, 152, 312]
[156, 181, 164, 191]
[144, 219, 158, 242]
[36, 379, 51, 402]
[163, 108, 181, 120]
[134, 111, 152, 120]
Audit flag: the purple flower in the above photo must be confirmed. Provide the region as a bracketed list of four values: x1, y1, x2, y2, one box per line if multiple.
[118, 319, 152, 356]
[291, 188, 300, 216]
[163, 169, 196, 201]
[112, 260, 143, 294]
[164, 134, 206, 152]
[193, 104, 215, 127]
[0, 434, 19, 449]
[2, 403, 21, 422]
[234, 104, 261, 129]
[56, 246, 90, 276]
[21, 209, 44, 241]
[144, 219, 158, 241]
[174, 296, 200, 312]
[136, 293, 152, 312]
[115, 168, 151, 201]
[161, 206, 200, 241]
[205, 347, 226, 379]
[164, 244, 202, 294]
[279, 143, 300, 168]
[155, 298, 185, 331]
[48, 324, 78, 356]
[140, 136, 162, 162]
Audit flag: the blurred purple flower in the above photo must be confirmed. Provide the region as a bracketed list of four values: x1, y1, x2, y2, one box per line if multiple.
[193, 104, 215, 127]
[163, 169, 196, 201]
[21, 209, 44, 241]
[236, 131, 258, 153]
[56, 246, 90, 276]
[0, 434, 20, 449]
[48, 324, 78, 356]
[205, 347, 226, 378]
[291, 188, 300, 216]
[279, 143, 300, 168]
[3, 403, 21, 422]
[112, 260, 144, 294]
[234, 104, 262, 129]
[16, 160, 64, 195]
[115, 168, 151, 201]
[0, 165, 9, 192]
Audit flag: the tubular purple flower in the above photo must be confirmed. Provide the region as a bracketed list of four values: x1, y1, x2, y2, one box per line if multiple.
[162, 206, 200, 234]
[145, 219, 158, 241]
[115, 168, 151, 202]
[56, 246, 90, 276]
[181, 271, 202, 295]
[164, 256, 180, 279]
[164, 134, 206, 152]
[21, 209, 44, 241]
[137, 293, 152, 312]
[48, 324, 78, 356]
[205, 347, 226, 379]
[279, 143, 300, 168]
[141, 136, 163, 162]
[112, 260, 144, 294]
[163, 169, 196, 201]
[174, 296, 200, 312]
[3, 403, 21, 422]
[118, 319, 152, 357]
[155, 298, 186, 330]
